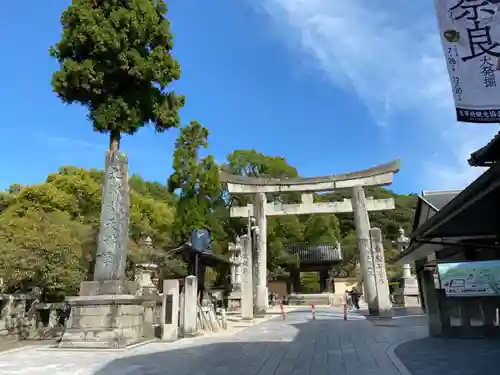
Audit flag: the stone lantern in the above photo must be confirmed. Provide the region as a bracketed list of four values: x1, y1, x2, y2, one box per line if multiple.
[227, 237, 243, 311]
[393, 228, 420, 307]
[135, 236, 159, 296]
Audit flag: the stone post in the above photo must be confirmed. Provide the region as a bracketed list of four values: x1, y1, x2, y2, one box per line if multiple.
[240, 234, 254, 320]
[93, 149, 131, 283]
[183, 275, 198, 337]
[161, 279, 179, 341]
[351, 186, 377, 314]
[254, 192, 268, 314]
[369, 227, 392, 317]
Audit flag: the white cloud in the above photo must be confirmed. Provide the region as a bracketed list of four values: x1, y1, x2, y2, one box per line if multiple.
[256, 0, 497, 190]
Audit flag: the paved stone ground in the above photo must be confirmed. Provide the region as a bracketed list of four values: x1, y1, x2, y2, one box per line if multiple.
[0, 307, 426, 375]
[0, 340, 52, 353]
[395, 336, 500, 375]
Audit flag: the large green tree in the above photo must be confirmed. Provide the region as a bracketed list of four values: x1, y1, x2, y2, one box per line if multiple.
[0, 209, 93, 299]
[50, 0, 185, 149]
[224, 150, 303, 272]
[168, 121, 220, 245]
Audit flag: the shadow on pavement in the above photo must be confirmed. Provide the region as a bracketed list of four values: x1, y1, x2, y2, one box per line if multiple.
[92, 312, 404, 375]
[395, 336, 500, 375]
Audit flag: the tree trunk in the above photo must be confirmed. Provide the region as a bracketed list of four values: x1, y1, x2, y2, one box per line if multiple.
[109, 129, 121, 151]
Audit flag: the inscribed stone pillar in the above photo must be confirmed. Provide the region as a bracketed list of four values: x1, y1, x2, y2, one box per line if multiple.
[240, 234, 254, 320]
[162, 279, 179, 341]
[254, 192, 268, 314]
[351, 186, 377, 314]
[183, 275, 198, 337]
[93, 149, 131, 282]
[59, 149, 145, 350]
[369, 227, 392, 317]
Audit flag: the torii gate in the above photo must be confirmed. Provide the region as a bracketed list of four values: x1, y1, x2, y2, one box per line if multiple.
[220, 160, 400, 315]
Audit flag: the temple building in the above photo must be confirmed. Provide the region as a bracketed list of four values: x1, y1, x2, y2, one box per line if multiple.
[284, 243, 342, 305]
[396, 133, 500, 338]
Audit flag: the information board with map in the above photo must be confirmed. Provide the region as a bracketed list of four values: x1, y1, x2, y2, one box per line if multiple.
[437, 260, 500, 297]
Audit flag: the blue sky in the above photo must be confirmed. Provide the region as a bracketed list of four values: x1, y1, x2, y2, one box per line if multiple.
[0, 0, 498, 194]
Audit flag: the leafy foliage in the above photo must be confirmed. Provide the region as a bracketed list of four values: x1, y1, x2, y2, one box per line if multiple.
[50, 0, 185, 146]
[168, 121, 221, 245]
[0, 166, 177, 298]
[0, 209, 92, 298]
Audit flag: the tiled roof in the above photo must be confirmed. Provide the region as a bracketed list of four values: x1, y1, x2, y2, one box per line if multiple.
[468, 131, 500, 166]
[286, 244, 342, 262]
[422, 190, 462, 210]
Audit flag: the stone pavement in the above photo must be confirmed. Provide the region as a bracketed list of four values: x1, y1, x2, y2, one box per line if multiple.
[0, 307, 427, 375]
[396, 336, 500, 375]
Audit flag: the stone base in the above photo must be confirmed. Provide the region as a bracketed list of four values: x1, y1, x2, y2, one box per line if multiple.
[59, 280, 147, 349]
[393, 292, 421, 307]
[59, 294, 145, 349]
[79, 280, 139, 296]
[393, 276, 421, 308]
[227, 291, 241, 311]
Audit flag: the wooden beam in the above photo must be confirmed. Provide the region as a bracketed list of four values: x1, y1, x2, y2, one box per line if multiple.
[230, 198, 395, 218]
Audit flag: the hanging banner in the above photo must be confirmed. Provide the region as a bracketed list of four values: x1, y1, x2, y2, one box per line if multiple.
[435, 0, 500, 123]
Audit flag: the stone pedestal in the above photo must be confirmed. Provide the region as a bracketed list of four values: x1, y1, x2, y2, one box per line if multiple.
[393, 276, 421, 307]
[59, 281, 144, 349]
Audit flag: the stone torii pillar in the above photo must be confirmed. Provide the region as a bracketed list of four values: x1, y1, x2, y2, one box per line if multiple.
[351, 186, 378, 314]
[253, 192, 268, 314]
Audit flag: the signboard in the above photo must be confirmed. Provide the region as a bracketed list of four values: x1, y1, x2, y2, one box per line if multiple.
[435, 0, 500, 122]
[437, 260, 500, 297]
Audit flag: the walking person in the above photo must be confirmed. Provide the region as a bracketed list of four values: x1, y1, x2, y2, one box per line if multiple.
[350, 287, 361, 310]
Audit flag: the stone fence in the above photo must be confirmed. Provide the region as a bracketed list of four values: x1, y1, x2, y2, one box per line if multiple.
[0, 294, 69, 340]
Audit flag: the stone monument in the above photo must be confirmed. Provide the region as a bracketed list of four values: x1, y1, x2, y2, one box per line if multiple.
[369, 227, 392, 317]
[227, 237, 242, 311]
[240, 234, 254, 320]
[59, 144, 145, 349]
[393, 228, 421, 307]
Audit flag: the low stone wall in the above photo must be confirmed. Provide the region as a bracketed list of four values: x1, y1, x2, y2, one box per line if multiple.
[0, 294, 69, 340]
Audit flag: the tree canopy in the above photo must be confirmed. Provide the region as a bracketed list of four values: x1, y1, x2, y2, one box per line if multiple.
[50, 0, 185, 148]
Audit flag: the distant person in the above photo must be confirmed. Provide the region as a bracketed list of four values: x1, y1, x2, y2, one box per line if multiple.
[350, 287, 361, 310]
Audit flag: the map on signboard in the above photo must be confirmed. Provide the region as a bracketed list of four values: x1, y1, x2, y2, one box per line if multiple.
[437, 260, 500, 297]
